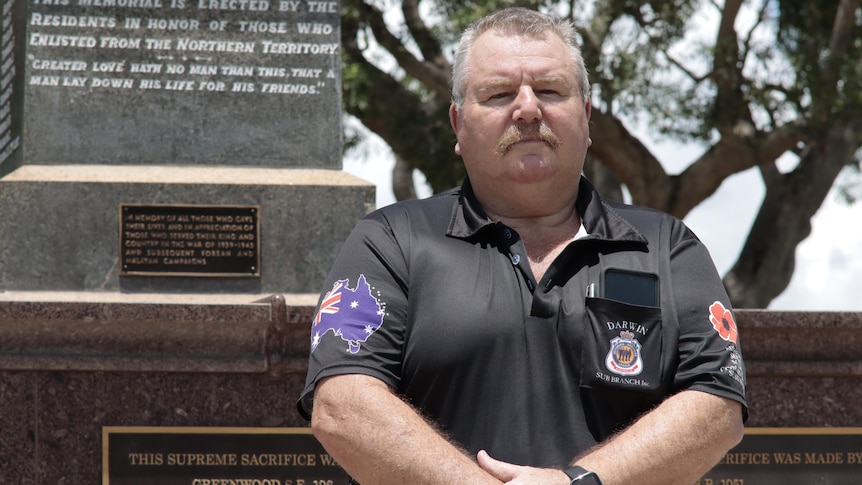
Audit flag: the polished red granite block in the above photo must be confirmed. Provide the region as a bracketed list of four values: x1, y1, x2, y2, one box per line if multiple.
[1, 300, 860, 482]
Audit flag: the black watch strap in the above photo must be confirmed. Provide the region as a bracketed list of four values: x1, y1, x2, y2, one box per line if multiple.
[563, 465, 603, 485]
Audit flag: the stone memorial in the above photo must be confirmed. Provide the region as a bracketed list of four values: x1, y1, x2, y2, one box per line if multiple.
[0, 0, 371, 482]
[0, 0, 371, 294]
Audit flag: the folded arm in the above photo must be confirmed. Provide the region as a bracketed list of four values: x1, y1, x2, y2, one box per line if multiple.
[311, 373, 502, 485]
[574, 390, 743, 484]
[480, 390, 744, 485]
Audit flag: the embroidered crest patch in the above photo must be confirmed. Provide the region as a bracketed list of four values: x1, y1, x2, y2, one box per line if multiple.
[605, 331, 644, 376]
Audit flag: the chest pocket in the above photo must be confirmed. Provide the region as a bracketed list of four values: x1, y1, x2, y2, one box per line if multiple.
[579, 297, 668, 438]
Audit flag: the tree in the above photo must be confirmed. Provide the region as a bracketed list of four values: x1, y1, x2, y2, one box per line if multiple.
[340, 0, 862, 308]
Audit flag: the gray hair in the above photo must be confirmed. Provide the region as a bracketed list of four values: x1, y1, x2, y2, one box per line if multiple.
[451, 8, 591, 111]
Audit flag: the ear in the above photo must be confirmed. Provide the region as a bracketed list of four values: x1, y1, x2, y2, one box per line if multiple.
[449, 103, 462, 155]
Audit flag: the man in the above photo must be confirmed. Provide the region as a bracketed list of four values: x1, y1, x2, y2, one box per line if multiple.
[298, 8, 746, 485]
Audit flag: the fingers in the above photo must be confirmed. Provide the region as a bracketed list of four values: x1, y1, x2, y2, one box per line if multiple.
[478, 451, 572, 485]
[477, 450, 519, 481]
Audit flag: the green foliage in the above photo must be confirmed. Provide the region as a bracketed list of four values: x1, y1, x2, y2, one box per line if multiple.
[580, 0, 713, 140]
[776, 0, 838, 56]
[776, 0, 862, 124]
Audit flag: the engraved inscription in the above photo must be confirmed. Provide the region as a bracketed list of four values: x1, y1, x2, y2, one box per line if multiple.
[104, 427, 350, 485]
[26, 0, 339, 95]
[701, 428, 862, 485]
[120, 204, 260, 277]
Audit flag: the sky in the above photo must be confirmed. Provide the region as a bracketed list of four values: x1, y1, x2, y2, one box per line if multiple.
[342, 126, 862, 312]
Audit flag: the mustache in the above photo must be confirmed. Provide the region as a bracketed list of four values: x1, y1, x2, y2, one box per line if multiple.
[494, 122, 561, 156]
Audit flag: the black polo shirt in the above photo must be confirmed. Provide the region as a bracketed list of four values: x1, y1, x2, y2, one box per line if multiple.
[299, 177, 746, 468]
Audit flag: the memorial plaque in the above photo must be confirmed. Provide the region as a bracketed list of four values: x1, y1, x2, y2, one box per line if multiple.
[21, 0, 340, 167]
[700, 428, 862, 485]
[120, 203, 260, 277]
[103, 427, 351, 485]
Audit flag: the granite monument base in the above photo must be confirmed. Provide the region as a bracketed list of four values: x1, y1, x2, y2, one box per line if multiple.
[0, 292, 316, 484]
[0, 165, 374, 294]
[1, 299, 860, 483]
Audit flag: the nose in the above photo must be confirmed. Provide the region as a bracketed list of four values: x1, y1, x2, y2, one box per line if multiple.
[512, 86, 542, 124]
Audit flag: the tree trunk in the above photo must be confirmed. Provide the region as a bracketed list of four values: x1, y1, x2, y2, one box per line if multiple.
[392, 155, 418, 201]
[724, 119, 861, 307]
[583, 152, 624, 203]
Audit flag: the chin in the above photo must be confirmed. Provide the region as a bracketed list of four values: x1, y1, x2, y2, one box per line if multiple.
[506, 172, 557, 186]
[509, 158, 557, 183]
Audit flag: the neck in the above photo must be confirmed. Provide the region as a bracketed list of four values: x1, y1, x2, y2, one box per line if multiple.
[488, 205, 581, 246]
[468, 175, 582, 271]
[486, 203, 581, 281]
[474, 178, 579, 219]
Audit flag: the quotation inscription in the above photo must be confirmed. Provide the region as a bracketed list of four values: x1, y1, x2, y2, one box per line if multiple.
[27, 0, 338, 96]
[120, 204, 260, 277]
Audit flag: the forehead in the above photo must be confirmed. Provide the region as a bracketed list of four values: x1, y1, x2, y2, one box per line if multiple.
[465, 31, 575, 85]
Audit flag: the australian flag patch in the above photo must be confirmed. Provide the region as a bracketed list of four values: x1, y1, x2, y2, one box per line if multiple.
[311, 274, 385, 354]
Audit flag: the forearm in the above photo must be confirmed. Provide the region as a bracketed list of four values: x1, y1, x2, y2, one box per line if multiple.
[574, 390, 744, 485]
[311, 374, 501, 485]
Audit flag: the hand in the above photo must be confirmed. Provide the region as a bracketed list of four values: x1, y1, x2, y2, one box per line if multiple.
[477, 450, 571, 485]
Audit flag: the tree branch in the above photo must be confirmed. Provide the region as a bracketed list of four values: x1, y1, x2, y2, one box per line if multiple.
[664, 52, 709, 83]
[588, 109, 673, 211]
[827, 0, 859, 67]
[737, 0, 769, 63]
[710, 0, 747, 135]
[671, 123, 803, 217]
[401, 0, 452, 93]
[341, 7, 429, 163]
[350, 0, 451, 100]
[342, 1, 464, 196]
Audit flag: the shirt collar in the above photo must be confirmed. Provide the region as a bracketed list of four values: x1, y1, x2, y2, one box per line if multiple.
[447, 176, 647, 245]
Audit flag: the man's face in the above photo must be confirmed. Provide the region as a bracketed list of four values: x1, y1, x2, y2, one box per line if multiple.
[450, 30, 591, 205]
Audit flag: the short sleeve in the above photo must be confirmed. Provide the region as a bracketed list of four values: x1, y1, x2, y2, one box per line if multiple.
[669, 229, 747, 419]
[297, 211, 410, 420]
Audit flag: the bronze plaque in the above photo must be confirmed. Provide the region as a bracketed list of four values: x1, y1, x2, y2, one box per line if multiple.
[120, 204, 260, 277]
[700, 428, 862, 484]
[102, 427, 350, 485]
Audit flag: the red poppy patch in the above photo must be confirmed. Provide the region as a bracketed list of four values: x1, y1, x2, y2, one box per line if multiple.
[709, 301, 738, 344]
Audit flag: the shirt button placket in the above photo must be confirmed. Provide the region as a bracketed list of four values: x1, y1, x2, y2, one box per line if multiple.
[502, 226, 533, 291]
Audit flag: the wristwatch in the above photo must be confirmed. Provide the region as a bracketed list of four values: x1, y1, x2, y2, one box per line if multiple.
[563, 465, 603, 485]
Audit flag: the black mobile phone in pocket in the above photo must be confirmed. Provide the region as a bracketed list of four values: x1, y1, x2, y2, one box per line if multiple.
[601, 268, 659, 307]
